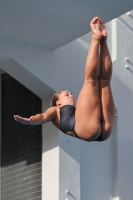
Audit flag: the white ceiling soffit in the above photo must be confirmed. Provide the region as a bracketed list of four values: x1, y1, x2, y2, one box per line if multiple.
[0, 0, 133, 50]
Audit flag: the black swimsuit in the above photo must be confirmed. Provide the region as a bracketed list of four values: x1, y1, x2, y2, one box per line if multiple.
[60, 105, 103, 142]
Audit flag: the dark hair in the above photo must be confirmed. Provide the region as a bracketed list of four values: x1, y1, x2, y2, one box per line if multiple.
[51, 90, 64, 106]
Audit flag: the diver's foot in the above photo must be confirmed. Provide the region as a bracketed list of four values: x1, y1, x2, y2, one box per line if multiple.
[90, 17, 102, 40]
[98, 18, 108, 39]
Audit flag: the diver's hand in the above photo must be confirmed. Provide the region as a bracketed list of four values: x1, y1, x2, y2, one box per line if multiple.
[14, 115, 34, 124]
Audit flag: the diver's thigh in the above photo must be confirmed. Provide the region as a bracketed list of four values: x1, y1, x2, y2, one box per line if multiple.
[74, 80, 101, 139]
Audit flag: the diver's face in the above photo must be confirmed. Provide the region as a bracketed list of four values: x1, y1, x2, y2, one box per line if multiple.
[56, 90, 75, 107]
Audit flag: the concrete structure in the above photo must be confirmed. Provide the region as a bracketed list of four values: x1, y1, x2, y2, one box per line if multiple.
[0, 1, 133, 199]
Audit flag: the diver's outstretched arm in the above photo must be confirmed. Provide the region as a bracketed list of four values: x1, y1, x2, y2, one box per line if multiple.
[14, 107, 57, 125]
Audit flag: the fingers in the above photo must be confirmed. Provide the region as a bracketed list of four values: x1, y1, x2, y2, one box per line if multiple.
[14, 115, 22, 121]
[14, 115, 30, 124]
[14, 115, 20, 121]
[14, 115, 19, 119]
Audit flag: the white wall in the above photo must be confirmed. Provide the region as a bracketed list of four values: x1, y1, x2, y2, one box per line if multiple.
[112, 75, 133, 200]
[111, 11, 133, 200]
[42, 99, 59, 200]
[0, 10, 133, 200]
[59, 133, 81, 200]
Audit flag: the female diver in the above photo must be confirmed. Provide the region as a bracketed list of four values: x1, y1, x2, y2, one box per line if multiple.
[14, 17, 116, 142]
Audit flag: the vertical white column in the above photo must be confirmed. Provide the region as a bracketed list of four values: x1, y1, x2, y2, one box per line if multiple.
[111, 19, 117, 62]
[112, 111, 119, 200]
[42, 99, 59, 200]
[111, 20, 119, 199]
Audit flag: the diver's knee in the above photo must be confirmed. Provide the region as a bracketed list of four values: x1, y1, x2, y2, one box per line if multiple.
[101, 125, 112, 140]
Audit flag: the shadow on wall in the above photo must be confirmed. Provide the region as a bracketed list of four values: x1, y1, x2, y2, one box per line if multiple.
[1, 73, 42, 166]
